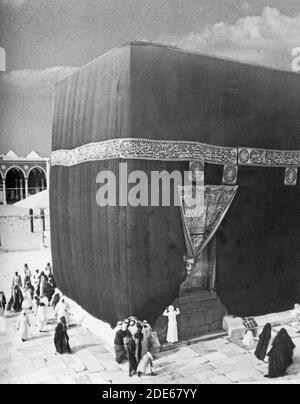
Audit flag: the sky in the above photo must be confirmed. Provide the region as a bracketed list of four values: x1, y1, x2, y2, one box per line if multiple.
[1, 0, 300, 155]
[1, 0, 300, 71]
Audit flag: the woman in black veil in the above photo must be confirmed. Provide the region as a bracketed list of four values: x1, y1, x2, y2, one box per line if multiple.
[255, 323, 272, 361]
[54, 316, 72, 354]
[0, 291, 6, 315]
[266, 328, 295, 378]
[12, 285, 23, 312]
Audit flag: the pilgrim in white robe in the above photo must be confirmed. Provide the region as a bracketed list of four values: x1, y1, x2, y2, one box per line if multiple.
[55, 299, 70, 327]
[137, 352, 154, 376]
[163, 306, 180, 344]
[36, 304, 47, 332]
[291, 303, 300, 331]
[242, 330, 255, 348]
[17, 311, 31, 341]
[23, 288, 33, 310]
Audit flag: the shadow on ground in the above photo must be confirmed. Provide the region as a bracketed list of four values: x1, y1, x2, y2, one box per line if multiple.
[71, 344, 103, 353]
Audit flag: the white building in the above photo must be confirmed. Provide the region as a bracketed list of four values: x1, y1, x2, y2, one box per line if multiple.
[0, 150, 49, 204]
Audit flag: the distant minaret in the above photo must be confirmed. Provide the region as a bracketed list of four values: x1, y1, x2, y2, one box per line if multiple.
[0, 47, 6, 71]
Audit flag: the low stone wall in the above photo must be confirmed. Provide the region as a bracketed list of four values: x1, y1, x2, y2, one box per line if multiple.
[0, 206, 50, 251]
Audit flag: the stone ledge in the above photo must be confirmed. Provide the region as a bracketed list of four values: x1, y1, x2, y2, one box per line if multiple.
[66, 290, 226, 349]
[64, 296, 115, 352]
[161, 330, 227, 351]
[223, 310, 295, 338]
[179, 290, 218, 304]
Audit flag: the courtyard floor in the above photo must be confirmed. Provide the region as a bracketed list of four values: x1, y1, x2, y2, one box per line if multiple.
[0, 250, 300, 384]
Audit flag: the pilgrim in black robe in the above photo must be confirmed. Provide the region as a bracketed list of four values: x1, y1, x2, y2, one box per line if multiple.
[134, 325, 144, 364]
[12, 286, 23, 312]
[127, 337, 138, 377]
[114, 329, 127, 364]
[267, 328, 295, 378]
[255, 323, 272, 361]
[51, 293, 60, 309]
[0, 292, 6, 314]
[43, 282, 55, 302]
[54, 318, 72, 355]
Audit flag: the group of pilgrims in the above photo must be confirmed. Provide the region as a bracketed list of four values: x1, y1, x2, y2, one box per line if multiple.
[113, 305, 181, 378]
[2, 263, 57, 315]
[0, 263, 72, 356]
[1, 269, 181, 373]
[114, 317, 160, 377]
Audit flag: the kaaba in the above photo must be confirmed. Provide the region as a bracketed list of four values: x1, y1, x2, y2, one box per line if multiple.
[50, 42, 300, 335]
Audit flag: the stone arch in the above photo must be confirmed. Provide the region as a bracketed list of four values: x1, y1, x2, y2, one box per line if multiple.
[28, 166, 47, 195]
[5, 166, 26, 204]
[4, 165, 26, 180]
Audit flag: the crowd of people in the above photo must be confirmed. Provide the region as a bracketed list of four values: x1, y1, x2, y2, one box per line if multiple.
[113, 317, 161, 378]
[3, 263, 56, 315]
[2, 270, 298, 380]
[0, 263, 72, 356]
[1, 267, 181, 369]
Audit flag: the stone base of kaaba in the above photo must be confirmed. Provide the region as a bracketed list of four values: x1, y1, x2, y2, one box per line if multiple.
[154, 289, 226, 342]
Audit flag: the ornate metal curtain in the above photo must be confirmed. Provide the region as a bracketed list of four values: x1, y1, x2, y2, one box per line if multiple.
[179, 185, 238, 260]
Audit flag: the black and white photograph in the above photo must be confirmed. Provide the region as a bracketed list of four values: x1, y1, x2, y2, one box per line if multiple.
[1, 0, 300, 387]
